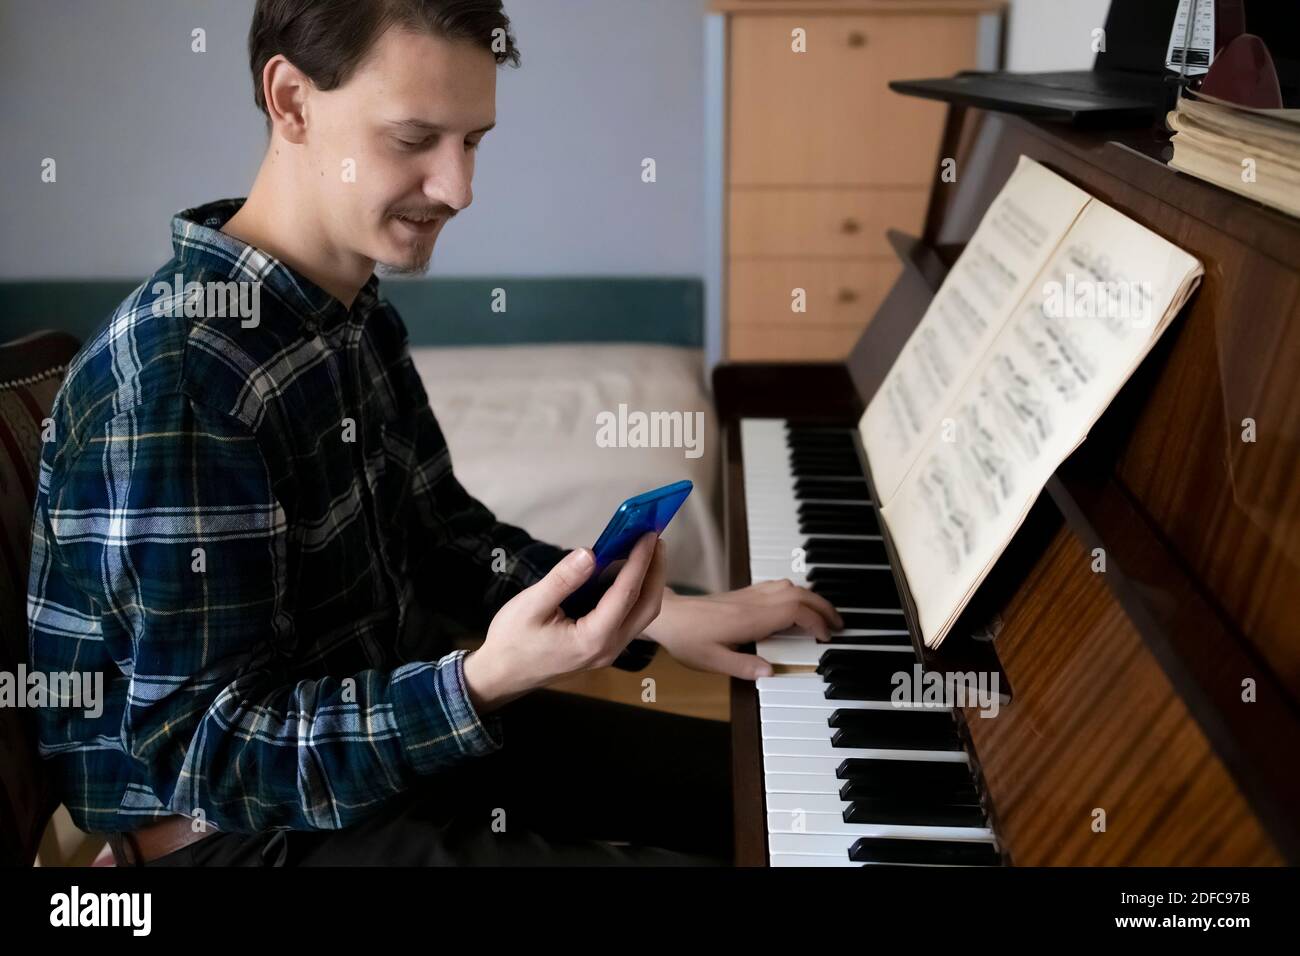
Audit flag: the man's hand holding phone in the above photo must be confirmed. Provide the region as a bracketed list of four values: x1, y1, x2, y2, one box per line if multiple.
[463, 531, 667, 714]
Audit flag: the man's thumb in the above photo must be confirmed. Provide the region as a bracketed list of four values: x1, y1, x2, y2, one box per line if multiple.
[524, 548, 595, 616]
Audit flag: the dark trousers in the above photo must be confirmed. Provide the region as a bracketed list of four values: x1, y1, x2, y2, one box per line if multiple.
[145, 690, 734, 866]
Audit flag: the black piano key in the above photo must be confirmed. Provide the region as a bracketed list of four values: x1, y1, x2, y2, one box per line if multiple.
[838, 611, 909, 630]
[788, 443, 857, 458]
[844, 800, 986, 828]
[788, 442, 858, 457]
[794, 480, 870, 502]
[828, 709, 962, 750]
[824, 677, 902, 701]
[807, 566, 890, 583]
[817, 648, 913, 675]
[818, 655, 905, 678]
[812, 583, 900, 610]
[849, 837, 1001, 866]
[798, 501, 872, 517]
[804, 537, 888, 564]
[798, 510, 881, 536]
[839, 775, 980, 806]
[831, 726, 961, 751]
[785, 426, 855, 443]
[810, 570, 902, 608]
[827, 631, 912, 646]
[836, 757, 975, 791]
[818, 660, 919, 691]
[799, 518, 866, 535]
[790, 461, 862, 478]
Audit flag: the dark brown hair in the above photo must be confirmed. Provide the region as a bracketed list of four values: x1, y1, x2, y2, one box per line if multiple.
[249, 0, 521, 118]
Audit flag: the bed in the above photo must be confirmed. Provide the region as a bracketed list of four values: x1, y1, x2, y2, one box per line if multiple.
[409, 343, 725, 595]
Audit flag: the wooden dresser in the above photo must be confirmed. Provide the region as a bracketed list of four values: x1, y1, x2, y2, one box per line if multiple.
[712, 0, 1004, 361]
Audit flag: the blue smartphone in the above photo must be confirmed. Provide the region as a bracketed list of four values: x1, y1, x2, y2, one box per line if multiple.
[560, 479, 693, 618]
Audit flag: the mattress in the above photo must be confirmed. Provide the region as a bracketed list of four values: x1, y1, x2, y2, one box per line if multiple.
[409, 343, 725, 595]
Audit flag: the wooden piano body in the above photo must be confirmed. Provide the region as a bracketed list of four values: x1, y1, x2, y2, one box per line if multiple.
[717, 109, 1300, 866]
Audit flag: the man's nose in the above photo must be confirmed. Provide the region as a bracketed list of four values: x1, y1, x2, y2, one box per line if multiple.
[423, 146, 473, 211]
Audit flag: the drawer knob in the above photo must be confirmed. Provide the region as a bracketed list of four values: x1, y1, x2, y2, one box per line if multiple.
[847, 31, 868, 48]
[836, 287, 859, 304]
[840, 217, 861, 234]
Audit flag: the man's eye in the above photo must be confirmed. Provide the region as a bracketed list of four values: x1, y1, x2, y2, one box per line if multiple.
[396, 138, 428, 150]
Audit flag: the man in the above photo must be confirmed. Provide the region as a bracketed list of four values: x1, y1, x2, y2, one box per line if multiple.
[28, 0, 840, 866]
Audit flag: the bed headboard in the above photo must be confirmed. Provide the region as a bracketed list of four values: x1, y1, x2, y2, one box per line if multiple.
[0, 277, 703, 348]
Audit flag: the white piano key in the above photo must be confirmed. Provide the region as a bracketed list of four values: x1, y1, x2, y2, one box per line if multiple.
[756, 636, 912, 665]
[767, 622, 909, 639]
[761, 721, 836, 741]
[760, 692, 867, 711]
[748, 531, 882, 544]
[763, 737, 966, 762]
[766, 791, 848, 814]
[760, 705, 838, 724]
[746, 546, 886, 564]
[763, 772, 842, 795]
[770, 853, 860, 867]
[766, 812, 994, 842]
[768, 833, 861, 856]
[759, 704, 947, 727]
[762, 755, 861, 776]
[761, 751, 964, 776]
[749, 560, 890, 579]
[758, 674, 838, 692]
[758, 691, 936, 711]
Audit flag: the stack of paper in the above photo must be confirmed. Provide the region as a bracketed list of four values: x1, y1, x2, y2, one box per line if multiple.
[1167, 91, 1300, 218]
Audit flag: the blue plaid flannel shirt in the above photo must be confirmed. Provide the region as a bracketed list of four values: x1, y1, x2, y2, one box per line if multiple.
[27, 199, 652, 835]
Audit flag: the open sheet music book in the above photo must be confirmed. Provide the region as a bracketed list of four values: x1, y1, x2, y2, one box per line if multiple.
[859, 156, 1204, 648]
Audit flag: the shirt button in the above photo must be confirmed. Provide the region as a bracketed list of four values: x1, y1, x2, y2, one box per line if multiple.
[303, 319, 318, 335]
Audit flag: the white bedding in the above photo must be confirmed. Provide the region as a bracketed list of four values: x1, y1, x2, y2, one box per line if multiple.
[410, 344, 725, 594]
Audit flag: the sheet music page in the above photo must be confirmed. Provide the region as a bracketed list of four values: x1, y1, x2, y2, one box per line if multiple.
[881, 200, 1203, 646]
[859, 157, 1091, 509]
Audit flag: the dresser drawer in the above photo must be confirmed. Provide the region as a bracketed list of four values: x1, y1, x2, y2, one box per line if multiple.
[727, 324, 864, 362]
[728, 14, 980, 185]
[729, 187, 926, 258]
[727, 258, 899, 327]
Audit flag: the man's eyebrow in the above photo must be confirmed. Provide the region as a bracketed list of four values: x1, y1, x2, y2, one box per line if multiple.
[387, 119, 496, 135]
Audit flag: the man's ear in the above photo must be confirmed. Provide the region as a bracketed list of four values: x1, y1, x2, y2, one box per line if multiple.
[262, 53, 311, 145]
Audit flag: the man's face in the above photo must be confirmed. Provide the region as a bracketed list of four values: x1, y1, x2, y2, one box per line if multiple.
[304, 26, 497, 274]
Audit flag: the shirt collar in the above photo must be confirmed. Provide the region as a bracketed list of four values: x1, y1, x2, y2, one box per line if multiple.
[171, 198, 380, 333]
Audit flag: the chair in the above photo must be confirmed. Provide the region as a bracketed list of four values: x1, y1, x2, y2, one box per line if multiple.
[0, 331, 80, 866]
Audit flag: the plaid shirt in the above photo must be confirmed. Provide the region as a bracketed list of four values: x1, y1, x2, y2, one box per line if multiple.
[27, 199, 648, 835]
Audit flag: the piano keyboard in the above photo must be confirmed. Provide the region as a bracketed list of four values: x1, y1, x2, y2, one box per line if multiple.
[740, 418, 1002, 867]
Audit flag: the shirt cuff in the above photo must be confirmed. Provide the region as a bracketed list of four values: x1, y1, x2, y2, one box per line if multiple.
[390, 649, 504, 776]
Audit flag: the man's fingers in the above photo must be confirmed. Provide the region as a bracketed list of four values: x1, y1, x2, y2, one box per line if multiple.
[695, 644, 773, 681]
[792, 604, 831, 642]
[521, 547, 595, 620]
[755, 579, 843, 631]
[620, 538, 669, 640]
[753, 597, 831, 642]
[796, 586, 844, 631]
[580, 532, 658, 638]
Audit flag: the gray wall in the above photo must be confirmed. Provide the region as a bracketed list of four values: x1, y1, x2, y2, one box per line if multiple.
[0, 0, 708, 280]
[1005, 0, 1112, 72]
[1, 0, 1115, 285]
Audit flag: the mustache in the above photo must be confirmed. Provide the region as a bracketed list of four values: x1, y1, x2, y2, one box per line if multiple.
[391, 206, 456, 219]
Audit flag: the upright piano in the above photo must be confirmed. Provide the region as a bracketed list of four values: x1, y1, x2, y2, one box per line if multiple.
[716, 109, 1300, 867]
